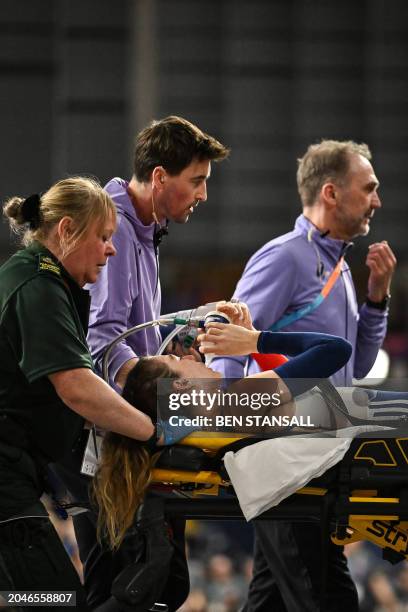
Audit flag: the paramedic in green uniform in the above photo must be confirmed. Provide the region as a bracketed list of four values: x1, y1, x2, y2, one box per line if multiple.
[0, 177, 156, 607]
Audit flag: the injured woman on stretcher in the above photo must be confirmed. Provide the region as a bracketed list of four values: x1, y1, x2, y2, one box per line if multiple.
[93, 302, 408, 546]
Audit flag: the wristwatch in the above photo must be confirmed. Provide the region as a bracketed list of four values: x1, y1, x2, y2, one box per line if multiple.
[366, 294, 391, 311]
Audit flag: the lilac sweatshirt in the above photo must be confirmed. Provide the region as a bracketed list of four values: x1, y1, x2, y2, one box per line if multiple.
[87, 178, 162, 383]
[212, 215, 388, 386]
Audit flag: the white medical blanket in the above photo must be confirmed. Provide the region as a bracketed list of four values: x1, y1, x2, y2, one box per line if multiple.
[223, 425, 391, 521]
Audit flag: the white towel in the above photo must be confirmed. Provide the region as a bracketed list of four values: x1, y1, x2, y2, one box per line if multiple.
[223, 425, 391, 521]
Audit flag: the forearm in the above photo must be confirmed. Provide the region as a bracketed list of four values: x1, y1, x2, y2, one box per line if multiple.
[49, 368, 154, 441]
[263, 332, 352, 397]
[199, 326, 352, 397]
[258, 331, 350, 361]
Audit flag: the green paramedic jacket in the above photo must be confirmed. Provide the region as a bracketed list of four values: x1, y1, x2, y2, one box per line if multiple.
[0, 241, 94, 465]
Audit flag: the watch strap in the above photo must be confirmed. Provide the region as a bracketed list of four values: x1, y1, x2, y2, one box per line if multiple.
[365, 294, 391, 311]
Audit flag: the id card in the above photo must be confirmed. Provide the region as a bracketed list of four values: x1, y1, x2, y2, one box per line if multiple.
[80, 428, 104, 477]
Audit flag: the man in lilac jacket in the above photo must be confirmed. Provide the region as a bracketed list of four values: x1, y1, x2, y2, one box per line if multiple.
[212, 140, 396, 611]
[78, 116, 229, 610]
[88, 116, 229, 392]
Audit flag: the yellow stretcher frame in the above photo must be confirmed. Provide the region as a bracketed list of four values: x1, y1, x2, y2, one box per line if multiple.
[151, 434, 408, 564]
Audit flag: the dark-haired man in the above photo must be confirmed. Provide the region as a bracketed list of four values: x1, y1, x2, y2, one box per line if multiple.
[74, 116, 228, 610]
[88, 115, 229, 388]
[213, 140, 396, 611]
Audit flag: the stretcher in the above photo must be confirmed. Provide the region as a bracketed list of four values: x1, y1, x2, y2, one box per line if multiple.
[66, 432, 408, 612]
[152, 432, 408, 566]
[104, 320, 408, 562]
[99, 320, 406, 609]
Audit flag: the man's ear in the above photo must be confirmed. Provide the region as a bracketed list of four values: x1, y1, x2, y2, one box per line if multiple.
[172, 378, 192, 392]
[151, 166, 167, 190]
[321, 182, 337, 208]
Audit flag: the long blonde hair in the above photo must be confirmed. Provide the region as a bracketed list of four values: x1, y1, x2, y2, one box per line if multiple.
[92, 358, 176, 549]
[93, 432, 157, 550]
[3, 176, 116, 256]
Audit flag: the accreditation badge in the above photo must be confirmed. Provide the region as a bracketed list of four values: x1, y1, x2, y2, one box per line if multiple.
[80, 427, 103, 477]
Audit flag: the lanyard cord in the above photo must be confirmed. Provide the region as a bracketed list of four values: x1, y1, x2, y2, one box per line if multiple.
[269, 230, 347, 332]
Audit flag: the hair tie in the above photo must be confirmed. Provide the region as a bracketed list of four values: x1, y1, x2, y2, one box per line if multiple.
[21, 194, 41, 230]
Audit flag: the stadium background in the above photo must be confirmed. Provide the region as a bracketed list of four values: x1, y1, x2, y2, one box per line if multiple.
[1, 1, 408, 609]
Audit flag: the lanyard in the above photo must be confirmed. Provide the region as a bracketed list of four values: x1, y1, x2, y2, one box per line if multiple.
[269, 251, 345, 332]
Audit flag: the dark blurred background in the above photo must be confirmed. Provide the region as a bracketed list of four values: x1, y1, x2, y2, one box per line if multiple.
[1, 0, 408, 333]
[2, 2, 408, 608]
[3, 0, 408, 358]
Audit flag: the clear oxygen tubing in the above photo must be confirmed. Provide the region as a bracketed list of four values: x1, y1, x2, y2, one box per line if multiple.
[102, 319, 173, 383]
[101, 302, 224, 382]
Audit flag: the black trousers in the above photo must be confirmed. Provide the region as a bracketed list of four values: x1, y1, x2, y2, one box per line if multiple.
[243, 521, 359, 612]
[73, 510, 189, 611]
[0, 511, 88, 612]
[53, 462, 189, 611]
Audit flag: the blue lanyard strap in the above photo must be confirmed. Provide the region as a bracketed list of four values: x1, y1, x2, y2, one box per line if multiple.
[269, 255, 345, 332]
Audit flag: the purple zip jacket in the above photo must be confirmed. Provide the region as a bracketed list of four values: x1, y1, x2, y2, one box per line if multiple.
[212, 214, 388, 386]
[86, 178, 162, 384]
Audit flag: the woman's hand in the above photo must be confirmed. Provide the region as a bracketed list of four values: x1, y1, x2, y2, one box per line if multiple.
[215, 300, 254, 331]
[197, 323, 260, 356]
